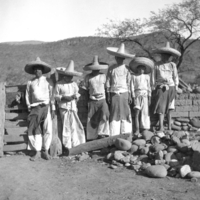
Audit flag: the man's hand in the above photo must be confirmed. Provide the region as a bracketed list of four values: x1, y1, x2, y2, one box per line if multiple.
[128, 93, 132, 104]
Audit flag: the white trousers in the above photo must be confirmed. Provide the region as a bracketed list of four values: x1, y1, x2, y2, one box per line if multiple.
[109, 119, 132, 136]
[59, 109, 86, 149]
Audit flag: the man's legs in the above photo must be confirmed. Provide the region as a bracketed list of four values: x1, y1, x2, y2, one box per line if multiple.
[134, 109, 140, 136]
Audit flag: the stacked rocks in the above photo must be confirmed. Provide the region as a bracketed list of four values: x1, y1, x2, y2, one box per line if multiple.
[171, 117, 199, 131]
[105, 130, 200, 179]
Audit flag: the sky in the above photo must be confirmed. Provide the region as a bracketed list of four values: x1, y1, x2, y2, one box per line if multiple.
[0, 0, 183, 43]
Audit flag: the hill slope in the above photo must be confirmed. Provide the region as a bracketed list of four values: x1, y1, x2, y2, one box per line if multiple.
[0, 35, 199, 85]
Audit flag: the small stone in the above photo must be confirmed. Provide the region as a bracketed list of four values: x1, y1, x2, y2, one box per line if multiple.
[125, 163, 131, 167]
[180, 165, 191, 178]
[174, 121, 182, 126]
[106, 153, 114, 161]
[167, 146, 178, 153]
[169, 159, 179, 167]
[110, 164, 117, 169]
[150, 143, 166, 153]
[120, 156, 131, 164]
[155, 150, 164, 160]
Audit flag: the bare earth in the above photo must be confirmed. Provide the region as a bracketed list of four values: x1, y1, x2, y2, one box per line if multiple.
[0, 154, 200, 200]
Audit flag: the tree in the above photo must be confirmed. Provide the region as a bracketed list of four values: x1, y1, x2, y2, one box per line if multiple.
[96, 0, 200, 69]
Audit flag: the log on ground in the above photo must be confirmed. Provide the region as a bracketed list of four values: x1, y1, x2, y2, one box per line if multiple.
[67, 133, 131, 156]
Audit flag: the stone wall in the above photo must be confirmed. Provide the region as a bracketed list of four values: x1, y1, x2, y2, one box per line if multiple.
[77, 89, 200, 132]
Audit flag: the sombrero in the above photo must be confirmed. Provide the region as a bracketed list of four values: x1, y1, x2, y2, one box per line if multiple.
[56, 60, 82, 77]
[106, 43, 135, 59]
[83, 55, 108, 71]
[24, 57, 51, 74]
[129, 57, 154, 74]
[153, 42, 181, 57]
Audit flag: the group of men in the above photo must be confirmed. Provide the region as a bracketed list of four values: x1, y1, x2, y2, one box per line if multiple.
[24, 42, 180, 161]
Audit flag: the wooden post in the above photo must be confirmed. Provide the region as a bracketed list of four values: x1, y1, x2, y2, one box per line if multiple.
[0, 82, 5, 157]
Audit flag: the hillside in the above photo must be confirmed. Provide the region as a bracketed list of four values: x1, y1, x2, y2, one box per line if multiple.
[0, 34, 199, 85]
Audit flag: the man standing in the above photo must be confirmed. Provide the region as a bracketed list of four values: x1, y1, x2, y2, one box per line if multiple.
[82, 55, 110, 140]
[106, 43, 135, 136]
[152, 42, 180, 132]
[25, 57, 55, 161]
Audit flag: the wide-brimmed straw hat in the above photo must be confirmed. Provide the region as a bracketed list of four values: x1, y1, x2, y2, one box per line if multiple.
[24, 57, 51, 74]
[153, 42, 181, 57]
[129, 57, 154, 74]
[83, 55, 108, 71]
[56, 60, 82, 77]
[106, 43, 135, 59]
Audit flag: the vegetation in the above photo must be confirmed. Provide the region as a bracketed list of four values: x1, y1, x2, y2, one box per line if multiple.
[0, 35, 199, 86]
[96, 0, 200, 70]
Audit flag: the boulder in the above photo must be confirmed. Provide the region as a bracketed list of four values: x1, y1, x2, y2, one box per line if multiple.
[113, 151, 125, 161]
[174, 121, 182, 126]
[176, 118, 190, 123]
[169, 159, 180, 167]
[106, 152, 114, 160]
[115, 138, 131, 151]
[139, 146, 149, 155]
[132, 139, 146, 146]
[179, 165, 191, 178]
[165, 152, 176, 164]
[141, 130, 154, 141]
[167, 146, 178, 153]
[150, 143, 166, 153]
[177, 142, 190, 153]
[187, 171, 200, 178]
[145, 165, 167, 178]
[128, 144, 139, 154]
[190, 118, 200, 128]
[172, 124, 182, 131]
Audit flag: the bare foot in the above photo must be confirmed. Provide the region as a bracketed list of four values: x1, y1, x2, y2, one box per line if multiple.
[42, 150, 51, 160]
[30, 151, 40, 161]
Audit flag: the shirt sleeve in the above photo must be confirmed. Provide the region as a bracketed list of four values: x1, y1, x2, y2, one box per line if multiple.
[25, 81, 31, 109]
[171, 62, 179, 87]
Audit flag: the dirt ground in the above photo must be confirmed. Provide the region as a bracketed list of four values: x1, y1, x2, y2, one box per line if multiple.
[0, 153, 200, 200]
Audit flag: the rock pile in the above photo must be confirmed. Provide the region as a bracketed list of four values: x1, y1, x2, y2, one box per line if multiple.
[103, 130, 200, 179]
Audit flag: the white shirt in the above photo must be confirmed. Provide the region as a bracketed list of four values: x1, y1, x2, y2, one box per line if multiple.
[25, 76, 55, 109]
[131, 74, 151, 98]
[106, 64, 131, 93]
[54, 80, 80, 111]
[82, 73, 106, 100]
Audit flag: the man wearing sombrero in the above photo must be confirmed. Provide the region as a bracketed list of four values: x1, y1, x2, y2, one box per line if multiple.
[129, 57, 154, 137]
[106, 43, 135, 136]
[25, 57, 55, 161]
[152, 42, 180, 132]
[82, 55, 110, 140]
[54, 60, 85, 149]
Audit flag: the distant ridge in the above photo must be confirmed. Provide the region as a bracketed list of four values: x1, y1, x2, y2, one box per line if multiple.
[1, 40, 45, 45]
[0, 35, 199, 85]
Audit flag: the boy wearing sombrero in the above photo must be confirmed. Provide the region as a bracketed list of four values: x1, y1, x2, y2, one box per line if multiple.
[54, 60, 85, 149]
[82, 55, 110, 140]
[152, 42, 180, 132]
[106, 43, 135, 136]
[129, 57, 154, 136]
[25, 57, 55, 161]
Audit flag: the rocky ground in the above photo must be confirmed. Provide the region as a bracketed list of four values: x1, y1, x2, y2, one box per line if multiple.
[0, 151, 200, 200]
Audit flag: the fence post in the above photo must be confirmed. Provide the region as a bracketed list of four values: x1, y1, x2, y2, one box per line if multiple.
[0, 82, 5, 156]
